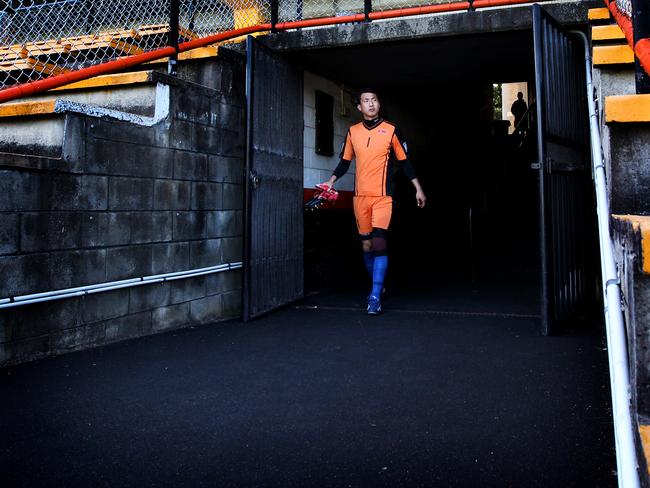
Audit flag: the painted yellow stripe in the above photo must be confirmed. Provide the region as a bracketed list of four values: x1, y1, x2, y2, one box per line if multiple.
[606, 94, 650, 123]
[593, 44, 634, 65]
[592, 24, 625, 41]
[0, 100, 56, 117]
[588, 8, 611, 20]
[143, 45, 220, 64]
[613, 215, 650, 274]
[640, 425, 650, 474]
[50, 71, 153, 92]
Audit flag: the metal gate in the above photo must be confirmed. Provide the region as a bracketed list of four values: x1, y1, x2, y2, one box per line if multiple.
[243, 36, 304, 321]
[533, 5, 593, 335]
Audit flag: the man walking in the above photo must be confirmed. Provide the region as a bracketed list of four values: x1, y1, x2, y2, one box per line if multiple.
[321, 89, 426, 315]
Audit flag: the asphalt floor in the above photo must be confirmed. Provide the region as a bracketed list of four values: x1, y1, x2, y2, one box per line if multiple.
[1, 277, 615, 487]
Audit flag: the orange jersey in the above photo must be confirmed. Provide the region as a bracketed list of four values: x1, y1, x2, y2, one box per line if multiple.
[340, 119, 410, 197]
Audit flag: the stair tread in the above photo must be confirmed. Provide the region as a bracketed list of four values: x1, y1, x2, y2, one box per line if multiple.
[588, 7, 611, 20]
[593, 44, 634, 65]
[606, 94, 650, 123]
[592, 24, 626, 41]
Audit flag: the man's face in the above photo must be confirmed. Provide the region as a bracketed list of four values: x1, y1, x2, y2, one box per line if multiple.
[357, 92, 380, 120]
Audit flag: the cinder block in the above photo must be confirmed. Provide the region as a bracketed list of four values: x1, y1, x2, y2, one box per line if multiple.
[207, 156, 244, 184]
[173, 150, 207, 180]
[0, 253, 51, 297]
[105, 311, 152, 342]
[80, 289, 130, 324]
[195, 125, 222, 156]
[6, 297, 80, 341]
[0, 171, 40, 211]
[191, 182, 222, 210]
[0, 312, 11, 343]
[51, 174, 108, 211]
[61, 114, 86, 172]
[89, 118, 156, 146]
[152, 302, 190, 331]
[20, 212, 82, 252]
[50, 321, 106, 352]
[221, 290, 242, 318]
[218, 128, 245, 158]
[170, 121, 196, 151]
[0, 214, 19, 255]
[87, 141, 173, 179]
[173, 211, 207, 240]
[190, 294, 223, 324]
[129, 282, 171, 313]
[153, 180, 191, 210]
[222, 184, 243, 210]
[206, 269, 242, 295]
[130, 212, 173, 244]
[109, 177, 154, 211]
[206, 210, 241, 238]
[81, 212, 131, 248]
[190, 239, 222, 268]
[105, 245, 153, 281]
[221, 237, 243, 263]
[170, 276, 207, 304]
[49, 249, 107, 290]
[152, 241, 190, 274]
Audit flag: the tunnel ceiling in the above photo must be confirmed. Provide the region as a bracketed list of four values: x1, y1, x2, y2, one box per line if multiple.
[285, 30, 535, 90]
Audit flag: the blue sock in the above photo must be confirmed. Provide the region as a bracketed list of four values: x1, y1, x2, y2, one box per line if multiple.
[363, 251, 375, 278]
[371, 255, 388, 298]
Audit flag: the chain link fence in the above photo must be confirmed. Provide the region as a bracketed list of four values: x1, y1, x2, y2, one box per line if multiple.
[0, 0, 531, 92]
[0, 0, 268, 90]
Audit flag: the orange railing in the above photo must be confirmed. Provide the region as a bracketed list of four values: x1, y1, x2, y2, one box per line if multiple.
[0, 0, 547, 104]
[604, 0, 650, 79]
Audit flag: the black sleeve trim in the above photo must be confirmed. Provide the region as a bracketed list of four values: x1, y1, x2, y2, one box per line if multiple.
[333, 159, 351, 179]
[400, 158, 417, 180]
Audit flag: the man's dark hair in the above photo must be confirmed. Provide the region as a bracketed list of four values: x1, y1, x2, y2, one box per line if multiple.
[355, 88, 380, 105]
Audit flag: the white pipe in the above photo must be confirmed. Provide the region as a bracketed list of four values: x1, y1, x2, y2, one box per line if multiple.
[0, 262, 243, 310]
[571, 30, 640, 488]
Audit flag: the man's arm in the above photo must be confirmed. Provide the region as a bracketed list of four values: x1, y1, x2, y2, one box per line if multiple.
[392, 131, 426, 208]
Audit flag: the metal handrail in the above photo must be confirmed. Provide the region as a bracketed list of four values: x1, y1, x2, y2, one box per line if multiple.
[572, 29, 640, 488]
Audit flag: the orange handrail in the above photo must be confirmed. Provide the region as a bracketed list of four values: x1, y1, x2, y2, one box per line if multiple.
[0, 0, 548, 104]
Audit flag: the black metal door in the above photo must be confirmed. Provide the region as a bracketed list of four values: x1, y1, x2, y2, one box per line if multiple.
[243, 36, 304, 321]
[533, 5, 592, 335]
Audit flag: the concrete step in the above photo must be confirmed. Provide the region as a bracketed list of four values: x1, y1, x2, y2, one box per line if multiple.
[588, 7, 612, 22]
[0, 70, 174, 158]
[606, 94, 650, 123]
[593, 44, 635, 66]
[591, 24, 626, 43]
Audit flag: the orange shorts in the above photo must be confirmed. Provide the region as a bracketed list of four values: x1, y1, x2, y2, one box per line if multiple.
[353, 195, 393, 236]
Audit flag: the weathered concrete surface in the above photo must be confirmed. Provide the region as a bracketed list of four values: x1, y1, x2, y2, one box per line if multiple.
[0, 57, 247, 367]
[266, 1, 590, 52]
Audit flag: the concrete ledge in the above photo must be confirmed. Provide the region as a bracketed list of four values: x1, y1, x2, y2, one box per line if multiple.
[593, 44, 634, 65]
[588, 7, 610, 20]
[49, 70, 153, 92]
[606, 94, 650, 123]
[0, 100, 56, 117]
[613, 215, 650, 274]
[591, 24, 625, 42]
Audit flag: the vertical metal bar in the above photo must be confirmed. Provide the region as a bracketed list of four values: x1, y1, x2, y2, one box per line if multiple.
[271, 0, 279, 33]
[533, 4, 551, 335]
[364, 0, 372, 22]
[243, 36, 254, 321]
[168, 0, 180, 76]
[632, 0, 650, 93]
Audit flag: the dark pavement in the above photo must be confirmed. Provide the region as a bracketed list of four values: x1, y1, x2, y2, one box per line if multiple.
[1, 280, 615, 488]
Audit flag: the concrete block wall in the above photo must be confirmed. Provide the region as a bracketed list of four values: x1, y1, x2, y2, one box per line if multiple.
[0, 62, 246, 366]
[303, 71, 358, 192]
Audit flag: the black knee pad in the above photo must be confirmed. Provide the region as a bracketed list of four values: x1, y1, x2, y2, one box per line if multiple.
[371, 228, 388, 255]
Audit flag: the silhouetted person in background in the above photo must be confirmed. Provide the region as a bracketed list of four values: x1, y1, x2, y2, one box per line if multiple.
[511, 92, 528, 136]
